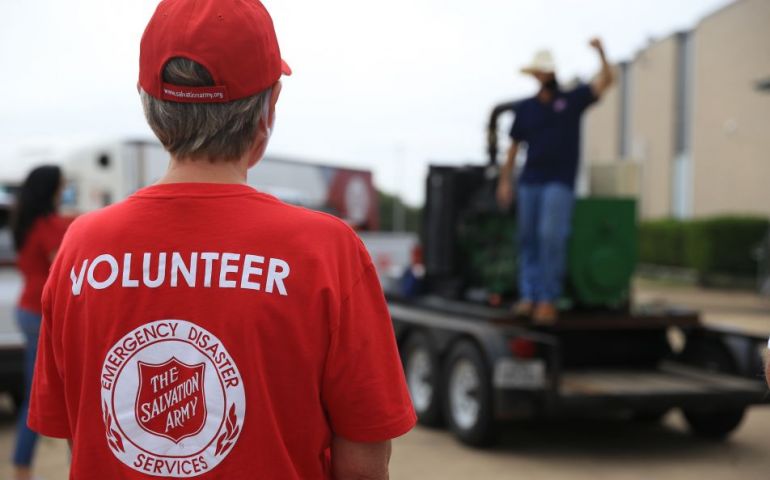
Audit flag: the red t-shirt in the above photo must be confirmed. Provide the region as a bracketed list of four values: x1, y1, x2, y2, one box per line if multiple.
[16, 214, 70, 314]
[29, 183, 415, 479]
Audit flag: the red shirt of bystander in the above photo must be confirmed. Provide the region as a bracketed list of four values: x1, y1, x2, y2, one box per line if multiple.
[16, 214, 70, 314]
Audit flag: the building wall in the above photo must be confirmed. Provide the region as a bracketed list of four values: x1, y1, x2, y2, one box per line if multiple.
[627, 37, 678, 219]
[583, 39, 679, 219]
[582, 0, 770, 220]
[690, 0, 770, 217]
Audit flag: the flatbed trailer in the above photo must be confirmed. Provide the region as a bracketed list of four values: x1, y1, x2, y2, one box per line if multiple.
[390, 295, 770, 446]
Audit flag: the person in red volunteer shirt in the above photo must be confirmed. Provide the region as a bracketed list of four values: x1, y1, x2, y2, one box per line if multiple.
[11, 165, 69, 480]
[27, 1, 416, 478]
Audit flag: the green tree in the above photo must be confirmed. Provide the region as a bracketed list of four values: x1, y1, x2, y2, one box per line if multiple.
[378, 190, 422, 233]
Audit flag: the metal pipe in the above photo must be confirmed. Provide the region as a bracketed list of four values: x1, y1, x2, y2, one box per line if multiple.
[486, 100, 522, 166]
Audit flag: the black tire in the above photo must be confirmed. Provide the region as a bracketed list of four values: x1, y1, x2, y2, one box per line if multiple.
[631, 408, 670, 424]
[679, 337, 746, 440]
[442, 340, 496, 447]
[683, 408, 746, 440]
[401, 332, 443, 427]
[8, 386, 24, 414]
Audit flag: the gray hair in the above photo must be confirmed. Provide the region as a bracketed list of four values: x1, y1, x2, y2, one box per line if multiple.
[140, 57, 272, 162]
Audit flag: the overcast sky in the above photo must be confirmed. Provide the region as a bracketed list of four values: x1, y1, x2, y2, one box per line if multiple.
[0, 0, 732, 205]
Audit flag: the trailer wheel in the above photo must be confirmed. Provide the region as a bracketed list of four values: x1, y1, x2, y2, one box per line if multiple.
[8, 386, 24, 414]
[684, 408, 746, 440]
[401, 332, 443, 427]
[443, 340, 495, 447]
[632, 408, 670, 424]
[680, 337, 746, 440]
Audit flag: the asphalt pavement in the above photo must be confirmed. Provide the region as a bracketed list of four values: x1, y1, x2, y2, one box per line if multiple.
[2, 409, 770, 480]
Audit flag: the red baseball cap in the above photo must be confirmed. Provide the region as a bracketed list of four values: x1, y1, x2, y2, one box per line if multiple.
[139, 0, 291, 104]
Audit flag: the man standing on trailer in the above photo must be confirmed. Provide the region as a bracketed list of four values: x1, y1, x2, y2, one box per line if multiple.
[26, 1, 415, 478]
[497, 39, 613, 324]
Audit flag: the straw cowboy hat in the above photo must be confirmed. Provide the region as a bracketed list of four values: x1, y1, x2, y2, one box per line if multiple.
[521, 50, 556, 75]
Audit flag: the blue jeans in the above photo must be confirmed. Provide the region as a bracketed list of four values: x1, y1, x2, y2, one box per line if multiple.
[13, 308, 41, 467]
[517, 183, 575, 303]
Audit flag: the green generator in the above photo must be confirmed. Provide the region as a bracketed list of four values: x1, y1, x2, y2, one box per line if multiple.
[568, 197, 637, 307]
[423, 165, 637, 308]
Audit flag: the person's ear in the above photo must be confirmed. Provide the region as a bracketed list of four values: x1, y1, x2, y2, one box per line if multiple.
[247, 81, 283, 168]
[267, 81, 282, 130]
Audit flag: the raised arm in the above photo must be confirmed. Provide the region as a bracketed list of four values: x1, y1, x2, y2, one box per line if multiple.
[332, 436, 391, 480]
[589, 38, 614, 99]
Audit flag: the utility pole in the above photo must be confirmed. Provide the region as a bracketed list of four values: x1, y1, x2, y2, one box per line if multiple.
[392, 144, 406, 232]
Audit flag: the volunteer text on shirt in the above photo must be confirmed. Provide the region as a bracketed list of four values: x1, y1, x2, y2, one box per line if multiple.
[69, 251, 291, 296]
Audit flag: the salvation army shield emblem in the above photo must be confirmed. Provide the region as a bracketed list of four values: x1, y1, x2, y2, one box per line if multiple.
[103, 320, 245, 477]
[135, 358, 207, 443]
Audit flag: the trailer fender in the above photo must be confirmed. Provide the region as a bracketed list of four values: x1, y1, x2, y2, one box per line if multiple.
[685, 327, 767, 379]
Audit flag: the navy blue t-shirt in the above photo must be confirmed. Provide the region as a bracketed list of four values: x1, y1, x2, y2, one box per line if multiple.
[509, 84, 597, 187]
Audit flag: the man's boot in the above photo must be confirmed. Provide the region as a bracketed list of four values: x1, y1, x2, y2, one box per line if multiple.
[533, 302, 558, 325]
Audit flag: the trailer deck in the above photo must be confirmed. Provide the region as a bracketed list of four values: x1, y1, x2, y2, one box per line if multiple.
[394, 294, 701, 330]
[559, 363, 767, 407]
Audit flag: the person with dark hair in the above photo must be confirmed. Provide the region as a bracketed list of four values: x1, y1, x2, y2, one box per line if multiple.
[10, 164, 69, 480]
[27, 1, 415, 479]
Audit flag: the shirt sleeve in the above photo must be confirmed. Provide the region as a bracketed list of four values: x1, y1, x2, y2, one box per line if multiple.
[39, 216, 68, 256]
[27, 283, 71, 438]
[568, 83, 598, 114]
[322, 263, 416, 442]
[509, 109, 526, 142]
